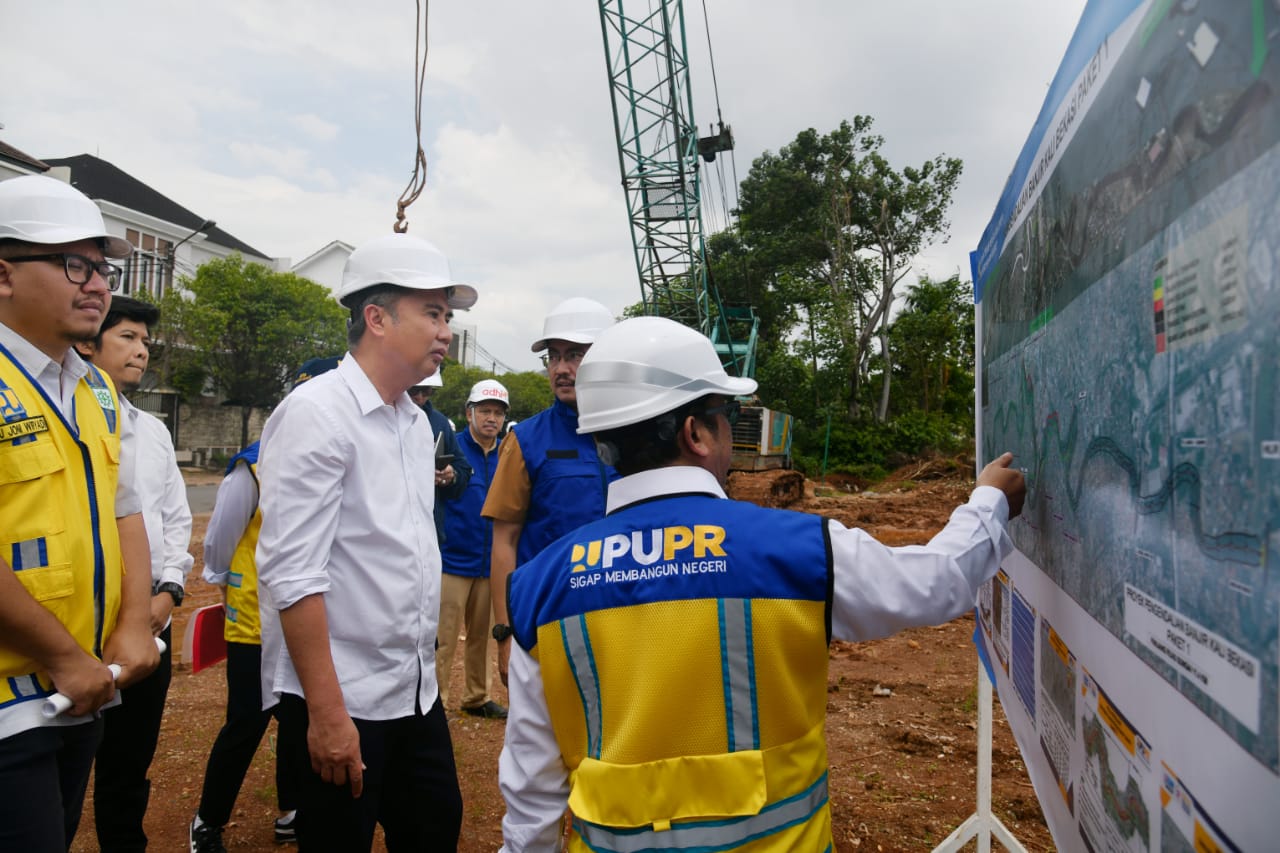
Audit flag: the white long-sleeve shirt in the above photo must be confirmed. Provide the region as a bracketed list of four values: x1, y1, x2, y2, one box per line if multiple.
[126, 401, 193, 590]
[255, 355, 442, 720]
[498, 465, 1013, 851]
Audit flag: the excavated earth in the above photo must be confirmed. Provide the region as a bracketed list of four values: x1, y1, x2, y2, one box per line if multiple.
[72, 461, 1053, 852]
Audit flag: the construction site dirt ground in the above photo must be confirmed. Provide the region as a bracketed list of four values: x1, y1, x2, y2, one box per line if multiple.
[72, 463, 1053, 852]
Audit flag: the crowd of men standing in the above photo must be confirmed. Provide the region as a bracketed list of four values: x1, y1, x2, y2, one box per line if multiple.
[0, 173, 1024, 853]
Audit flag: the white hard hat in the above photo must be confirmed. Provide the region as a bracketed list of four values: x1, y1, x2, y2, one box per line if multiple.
[338, 233, 478, 310]
[575, 316, 756, 434]
[0, 175, 131, 258]
[412, 371, 443, 388]
[467, 379, 510, 408]
[531, 297, 615, 353]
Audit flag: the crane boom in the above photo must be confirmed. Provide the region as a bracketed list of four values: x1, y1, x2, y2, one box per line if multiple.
[596, 0, 791, 469]
[596, 0, 750, 377]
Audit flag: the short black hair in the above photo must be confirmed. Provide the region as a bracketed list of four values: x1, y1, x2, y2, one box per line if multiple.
[346, 284, 409, 347]
[93, 295, 159, 348]
[592, 395, 722, 476]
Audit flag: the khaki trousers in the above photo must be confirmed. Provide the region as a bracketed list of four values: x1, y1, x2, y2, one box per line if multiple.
[435, 572, 495, 709]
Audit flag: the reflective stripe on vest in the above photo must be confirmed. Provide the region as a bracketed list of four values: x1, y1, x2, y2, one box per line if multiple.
[572, 772, 829, 852]
[561, 614, 603, 759]
[720, 597, 758, 752]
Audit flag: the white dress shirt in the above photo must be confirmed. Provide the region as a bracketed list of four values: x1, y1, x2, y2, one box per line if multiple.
[125, 400, 193, 590]
[0, 320, 140, 515]
[256, 355, 442, 720]
[498, 465, 1013, 851]
[202, 462, 257, 586]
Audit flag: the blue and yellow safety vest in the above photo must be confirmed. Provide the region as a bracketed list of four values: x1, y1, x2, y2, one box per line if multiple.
[222, 443, 264, 644]
[0, 346, 123, 708]
[509, 492, 836, 851]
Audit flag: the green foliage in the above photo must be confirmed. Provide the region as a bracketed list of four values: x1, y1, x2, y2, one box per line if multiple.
[887, 274, 974, 420]
[790, 408, 970, 481]
[155, 254, 347, 446]
[730, 116, 963, 422]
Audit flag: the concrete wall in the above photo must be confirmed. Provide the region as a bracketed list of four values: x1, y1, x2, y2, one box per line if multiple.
[176, 396, 269, 466]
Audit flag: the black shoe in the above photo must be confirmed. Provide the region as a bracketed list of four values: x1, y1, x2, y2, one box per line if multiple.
[274, 811, 297, 844]
[461, 700, 508, 719]
[190, 818, 227, 853]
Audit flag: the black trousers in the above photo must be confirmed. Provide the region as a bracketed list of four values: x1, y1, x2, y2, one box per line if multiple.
[0, 715, 103, 853]
[92, 624, 172, 852]
[275, 693, 462, 853]
[196, 641, 301, 828]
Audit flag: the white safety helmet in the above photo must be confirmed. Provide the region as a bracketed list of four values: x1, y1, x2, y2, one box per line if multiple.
[575, 316, 756, 434]
[337, 233, 478, 310]
[467, 379, 510, 409]
[530, 297, 615, 353]
[412, 371, 444, 388]
[0, 175, 131, 258]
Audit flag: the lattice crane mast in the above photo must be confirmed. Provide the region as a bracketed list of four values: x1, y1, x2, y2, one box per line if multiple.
[596, 0, 791, 469]
[596, 0, 751, 378]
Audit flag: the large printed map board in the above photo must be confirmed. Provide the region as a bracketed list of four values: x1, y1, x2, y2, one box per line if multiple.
[971, 1, 1279, 850]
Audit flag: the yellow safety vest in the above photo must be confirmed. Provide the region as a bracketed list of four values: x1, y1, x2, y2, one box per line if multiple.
[537, 598, 833, 852]
[224, 460, 263, 645]
[513, 494, 836, 851]
[0, 351, 123, 708]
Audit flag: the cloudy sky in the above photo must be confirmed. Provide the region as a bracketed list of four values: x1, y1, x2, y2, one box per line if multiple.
[5, 1, 1087, 373]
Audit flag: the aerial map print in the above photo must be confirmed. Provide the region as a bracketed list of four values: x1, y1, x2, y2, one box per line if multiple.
[981, 0, 1278, 769]
[973, 1, 1279, 848]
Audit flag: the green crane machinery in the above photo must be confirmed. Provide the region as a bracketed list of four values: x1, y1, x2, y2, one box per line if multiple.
[596, 0, 792, 469]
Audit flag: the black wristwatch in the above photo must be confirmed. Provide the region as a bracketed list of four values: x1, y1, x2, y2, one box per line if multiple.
[492, 623, 513, 642]
[156, 581, 185, 607]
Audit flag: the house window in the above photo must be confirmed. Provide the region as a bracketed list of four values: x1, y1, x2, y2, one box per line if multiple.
[122, 230, 174, 297]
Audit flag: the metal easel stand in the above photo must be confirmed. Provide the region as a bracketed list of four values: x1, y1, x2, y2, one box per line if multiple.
[932, 661, 1027, 853]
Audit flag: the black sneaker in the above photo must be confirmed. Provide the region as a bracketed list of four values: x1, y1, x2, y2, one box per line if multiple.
[274, 811, 298, 844]
[190, 818, 227, 853]
[461, 700, 508, 719]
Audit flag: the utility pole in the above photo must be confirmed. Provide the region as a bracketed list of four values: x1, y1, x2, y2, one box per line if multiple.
[165, 218, 215, 293]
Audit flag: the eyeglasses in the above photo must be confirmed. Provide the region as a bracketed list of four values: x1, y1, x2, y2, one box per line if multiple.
[6, 253, 122, 291]
[702, 399, 741, 427]
[540, 349, 588, 367]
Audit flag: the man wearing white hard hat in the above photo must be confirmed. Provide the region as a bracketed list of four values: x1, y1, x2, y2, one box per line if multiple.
[482, 298, 621, 686]
[436, 379, 512, 720]
[255, 233, 475, 851]
[408, 369, 471, 549]
[0, 174, 160, 850]
[496, 317, 1027, 851]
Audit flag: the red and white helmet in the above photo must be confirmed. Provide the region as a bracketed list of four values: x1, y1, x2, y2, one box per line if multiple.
[467, 379, 510, 408]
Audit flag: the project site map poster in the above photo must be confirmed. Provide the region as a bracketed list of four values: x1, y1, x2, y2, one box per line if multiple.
[970, 1, 1279, 850]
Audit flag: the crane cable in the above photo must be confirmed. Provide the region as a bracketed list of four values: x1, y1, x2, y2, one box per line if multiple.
[697, 0, 740, 234]
[393, 0, 430, 233]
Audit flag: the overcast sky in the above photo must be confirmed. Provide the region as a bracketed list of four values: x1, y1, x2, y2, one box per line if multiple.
[5, 1, 1087, 373]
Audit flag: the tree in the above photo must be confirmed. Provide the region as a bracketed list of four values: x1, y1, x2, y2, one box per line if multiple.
[887, 274, 974, 420]
[161, 254, 348, 447]
[735, 117, 963, 422]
